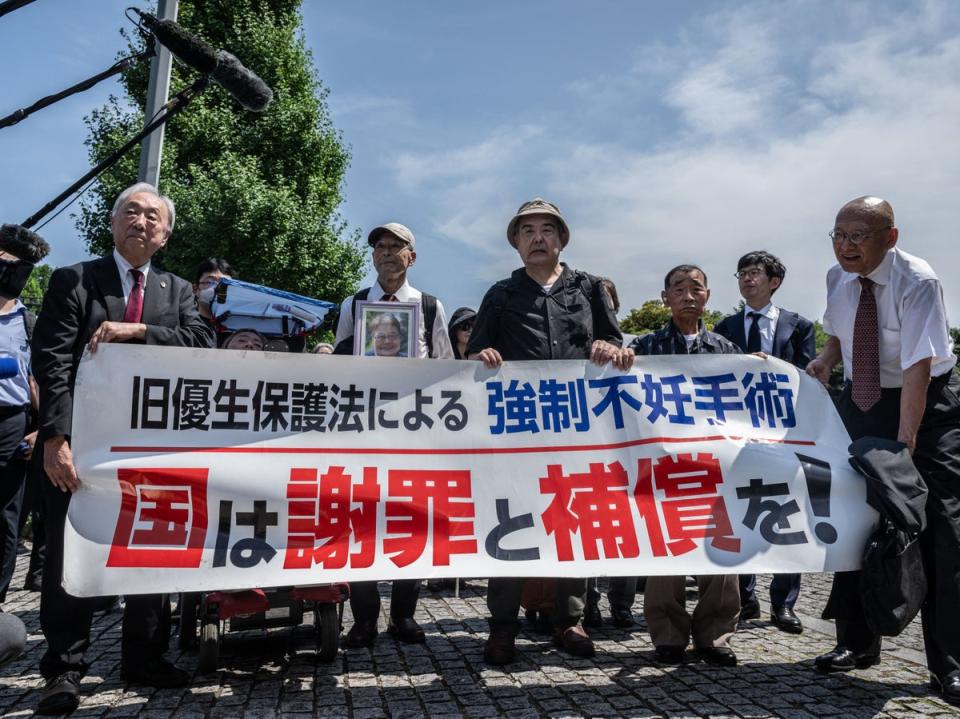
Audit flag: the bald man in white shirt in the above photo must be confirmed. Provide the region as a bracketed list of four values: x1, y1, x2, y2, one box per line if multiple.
[806, 196, 960, 706]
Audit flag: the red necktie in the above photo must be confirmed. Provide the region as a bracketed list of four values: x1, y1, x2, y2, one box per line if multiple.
[852, 277, 881, 411]
[123, 269, 144, 323]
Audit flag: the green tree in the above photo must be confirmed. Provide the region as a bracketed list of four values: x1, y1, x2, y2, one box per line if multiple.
[21, 263, 52, 312]
[951, 327, 960, 359]
[77, 0, 365, 303]
[620, 299, 729, 336]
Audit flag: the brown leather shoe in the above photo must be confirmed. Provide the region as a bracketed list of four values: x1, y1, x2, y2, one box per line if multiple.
[552, 623, 595, 658]
[483, 625, 517, 665]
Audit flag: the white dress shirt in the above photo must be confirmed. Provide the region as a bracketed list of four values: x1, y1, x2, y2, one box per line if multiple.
[113, 248, 152, 310]
[742, 302, 780, 355]
[822, 247, 956, 387]
[335, 278, 454, 359]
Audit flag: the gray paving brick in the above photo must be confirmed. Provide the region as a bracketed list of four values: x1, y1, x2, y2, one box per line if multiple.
[1, 557, 951, 718]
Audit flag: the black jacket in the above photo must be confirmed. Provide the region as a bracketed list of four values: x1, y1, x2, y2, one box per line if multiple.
[466, 264, 621, 361]
[630, 320, 741, 356]
[713, 308, 815, 369]
[32, 256, 214, 438]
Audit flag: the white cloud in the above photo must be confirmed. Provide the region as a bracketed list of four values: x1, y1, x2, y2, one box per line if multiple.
[384, 0, 960, 323]
[392, 124, 543, 187]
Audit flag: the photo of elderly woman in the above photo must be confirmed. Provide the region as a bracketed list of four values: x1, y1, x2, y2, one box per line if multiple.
[354, 301, 419, 358]
[365, 313, 407, 357]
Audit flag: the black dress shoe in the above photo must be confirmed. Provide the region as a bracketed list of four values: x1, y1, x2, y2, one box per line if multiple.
[653, 645, 686, 665]
[387, 616, 425, 644]
[121, 655, 189, 688]
[610, 607, 635, 628]
[583, 602, 603, 628]
[740, 598, 761, 620]
[696, 646, 738, 667]
[814, 645, 880, 672]
[771, 606, 803, 634]
[931, 672, 960, 706]
[37, 671, 81, 715]
[345, 619, 378, 648]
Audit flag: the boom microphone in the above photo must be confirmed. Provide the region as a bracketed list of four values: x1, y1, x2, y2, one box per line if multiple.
[212, 50, 273, 113]
[132, 8, 218, 75]
[0, 224, 50, 264]
[132, 9, 273, 113]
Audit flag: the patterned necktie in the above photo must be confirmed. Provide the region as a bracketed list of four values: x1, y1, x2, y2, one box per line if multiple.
[746, 312, 762, 353]
[382, 293, 397, 302]
[852, 277, 881, 411]
[123, 269, 144, 323]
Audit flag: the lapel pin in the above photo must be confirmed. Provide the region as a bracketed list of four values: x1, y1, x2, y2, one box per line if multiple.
[160, 281, 167, 288]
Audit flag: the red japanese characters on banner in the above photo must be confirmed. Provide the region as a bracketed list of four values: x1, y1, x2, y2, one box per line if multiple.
[107, 467, 209, 568]
[284, 466, 379, 570]
[634, 453, 741, 556]
[540, 462, 640, 562]
[384, 469, 477, 567]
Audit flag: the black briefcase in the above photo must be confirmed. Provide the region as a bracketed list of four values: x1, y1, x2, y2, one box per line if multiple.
[859, 517, 926, 636]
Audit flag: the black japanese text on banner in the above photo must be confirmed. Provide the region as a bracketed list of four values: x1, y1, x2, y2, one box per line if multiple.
[65, 344, 874, 596]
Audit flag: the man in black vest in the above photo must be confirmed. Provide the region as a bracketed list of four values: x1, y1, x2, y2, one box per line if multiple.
[806, 197, 959, 707]
[32, 183, 214, 715]
[334, 222, 454, 647]
[468, 198, 632, 665]
[714, 250, 815, 634]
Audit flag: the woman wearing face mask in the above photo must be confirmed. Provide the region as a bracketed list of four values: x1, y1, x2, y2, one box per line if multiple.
[193, 258, 236, 321]
[193, 258, 236, 347]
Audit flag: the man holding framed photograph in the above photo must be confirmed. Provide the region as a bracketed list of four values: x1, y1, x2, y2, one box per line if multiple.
[333, 221, 454, 647]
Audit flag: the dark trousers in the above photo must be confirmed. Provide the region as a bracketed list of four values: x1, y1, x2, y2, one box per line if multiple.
[36, 442, 171, 679]
[349, 580, 421, 622]
[823, 371, 960, 679]
[739, 573, 801, 609]
[22, 459, 45, 588]
[586, 576, 638, 612]
[487, 576, 586, 629]
[0, 408, 28, 604]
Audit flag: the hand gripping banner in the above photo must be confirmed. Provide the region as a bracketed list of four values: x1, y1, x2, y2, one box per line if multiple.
[64, 344, 875, 596]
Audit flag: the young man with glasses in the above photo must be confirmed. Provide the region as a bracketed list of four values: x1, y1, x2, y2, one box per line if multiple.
[714, 251, 815, 634]
[806, 197, 959, 707]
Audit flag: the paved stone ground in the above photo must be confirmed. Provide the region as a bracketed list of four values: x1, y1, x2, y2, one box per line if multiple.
[1, 547, 958, 718]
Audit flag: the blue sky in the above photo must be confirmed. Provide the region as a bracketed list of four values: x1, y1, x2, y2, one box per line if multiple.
[2, 1, 959, 325]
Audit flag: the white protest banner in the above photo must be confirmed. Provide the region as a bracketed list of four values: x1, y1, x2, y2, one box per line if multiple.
[65, 344, 875, 597]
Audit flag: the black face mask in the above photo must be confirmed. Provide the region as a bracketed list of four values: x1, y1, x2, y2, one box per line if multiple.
[0, 259, 34, 300]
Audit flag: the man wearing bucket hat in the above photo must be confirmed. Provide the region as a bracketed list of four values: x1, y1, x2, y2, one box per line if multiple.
[334, 222, 454, 647]
[467, 198, 633, 665]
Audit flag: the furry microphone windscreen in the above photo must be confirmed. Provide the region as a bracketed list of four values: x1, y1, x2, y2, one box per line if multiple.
[212, 50, 273, 113]
[0, 224, 51, 264]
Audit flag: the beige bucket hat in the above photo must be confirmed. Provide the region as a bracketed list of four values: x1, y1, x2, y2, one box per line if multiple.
[506, 198, 570, 248]
[367, 222, 416, 251]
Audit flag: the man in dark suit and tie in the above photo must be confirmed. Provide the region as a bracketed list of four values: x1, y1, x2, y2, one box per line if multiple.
[714, 250, 816, 634]
[32, 183, 214, 715]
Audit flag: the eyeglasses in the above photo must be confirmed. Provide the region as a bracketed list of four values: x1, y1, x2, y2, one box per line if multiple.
[734, 268, 766, 280]
[373, 332, 400, 342]
[457, 322, 474, 332]
[828, 226, 892, 245]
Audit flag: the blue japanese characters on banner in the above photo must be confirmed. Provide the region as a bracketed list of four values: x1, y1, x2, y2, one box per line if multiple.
[487, 371, 796, 434]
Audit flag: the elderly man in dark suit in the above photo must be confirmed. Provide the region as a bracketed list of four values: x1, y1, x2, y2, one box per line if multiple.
[32, 182, 214, 715]
[714, 250, 816, 634]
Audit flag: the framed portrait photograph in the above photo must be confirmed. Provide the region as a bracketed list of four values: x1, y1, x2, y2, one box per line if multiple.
[354, 300, 420, 358]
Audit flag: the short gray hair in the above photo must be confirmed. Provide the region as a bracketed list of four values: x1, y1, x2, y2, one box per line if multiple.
[111, 182, 176, 235]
